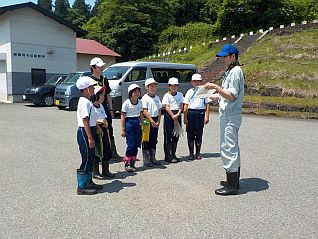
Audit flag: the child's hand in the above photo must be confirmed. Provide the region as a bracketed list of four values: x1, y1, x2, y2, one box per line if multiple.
[88, 138, 95, 148]
[172, 115, 178, 120]
[151, 121, 158, 128]
[204, 115, 209, 125]
[103, 120, 108, 128]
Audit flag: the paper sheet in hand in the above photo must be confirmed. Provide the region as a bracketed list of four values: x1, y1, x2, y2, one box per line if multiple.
[194, 86, 216, 98]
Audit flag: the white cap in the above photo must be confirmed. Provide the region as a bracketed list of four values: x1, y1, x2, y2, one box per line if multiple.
[192, 73, 202, 81]
[90, 57, 105, 67]
[76, 76, 96, 90]
[145, 78, 157, 87]
[168, 77, 179, 85]
[128, 83, 140, 93]
[94, 85, 106, 94]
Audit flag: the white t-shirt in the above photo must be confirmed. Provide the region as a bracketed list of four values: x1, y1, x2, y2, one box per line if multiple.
[77, 97, 99, 127]
[94, 103, 107, 121]
[121, 99, 143, 117]
[184, 88, 211, 110]
[142, 94, 162, 117]
[162, 91, 184, 111]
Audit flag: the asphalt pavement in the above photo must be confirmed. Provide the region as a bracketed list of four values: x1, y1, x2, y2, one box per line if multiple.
[0, 103, 317, 239]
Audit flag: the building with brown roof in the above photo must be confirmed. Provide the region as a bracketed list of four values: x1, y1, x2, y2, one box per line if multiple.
[76, 38, 121, 71]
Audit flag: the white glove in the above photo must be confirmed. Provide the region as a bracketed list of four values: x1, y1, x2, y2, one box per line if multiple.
[172, 122, 184, 137]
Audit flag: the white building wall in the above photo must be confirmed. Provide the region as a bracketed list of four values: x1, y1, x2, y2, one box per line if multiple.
[9, 8, 76, 74]
[0, 16, 11, 101]
[0, 7, 78, 102]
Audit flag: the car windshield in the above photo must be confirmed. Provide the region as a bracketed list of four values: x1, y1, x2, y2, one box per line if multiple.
[63, 73, 83, 84]
[103, 66, 129, 80]
[44, 76, 60, 86]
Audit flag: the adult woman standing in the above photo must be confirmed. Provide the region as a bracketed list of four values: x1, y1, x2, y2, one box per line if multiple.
[205, 44, 244, 196]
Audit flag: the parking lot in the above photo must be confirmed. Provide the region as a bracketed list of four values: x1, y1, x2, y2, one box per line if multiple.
[0, 103, 317, 238]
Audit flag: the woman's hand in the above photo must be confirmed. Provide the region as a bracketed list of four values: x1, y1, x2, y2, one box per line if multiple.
[205, 82, 218, 90]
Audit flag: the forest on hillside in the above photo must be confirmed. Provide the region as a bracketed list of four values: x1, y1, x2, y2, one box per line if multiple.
[38, 0, 318, 61]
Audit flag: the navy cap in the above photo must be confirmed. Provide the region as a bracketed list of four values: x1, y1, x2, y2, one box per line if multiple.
[216, 44, 239, 57]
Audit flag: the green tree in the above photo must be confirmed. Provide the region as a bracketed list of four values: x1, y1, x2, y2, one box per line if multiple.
[72, 0, 91, 19]
[38, 0, 53, 12]
[287, 0, 318, 22]
[54, 0, 70, 20]
[214, 0, 290, 36]
[200, 0, 223, 24]
[84, 0, 175, 60]
[91, 0, 103, 16]
[168, 0, 207, 26]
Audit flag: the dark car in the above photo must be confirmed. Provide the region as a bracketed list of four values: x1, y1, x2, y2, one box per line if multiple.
[22, 75, 67, 106]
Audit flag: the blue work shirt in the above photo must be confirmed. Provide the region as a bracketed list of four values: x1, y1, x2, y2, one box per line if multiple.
[219, 66, 244, 117]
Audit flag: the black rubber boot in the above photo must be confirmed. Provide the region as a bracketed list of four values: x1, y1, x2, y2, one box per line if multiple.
[77, 170, 98, 195]
[149, 149, 161, 165]
[171, 142, 180, 162]
[142, 150, 153, 167]
[188, 142, 195, 160]
[102, 160, 115, 179]
[195, 143, 202, 160]
[220, 167, 240, 189]
[77, 186, 98, 195]
[164, 144, 177, 163]
[215, 172, 239, 196]
[111, 139, 122, 160]
[87, 180, 103, 190]
[93, 163, 107, 180]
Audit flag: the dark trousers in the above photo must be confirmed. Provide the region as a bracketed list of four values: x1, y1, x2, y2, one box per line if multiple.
[95, 126, 112, 164]
[142, 116, 159, 150]
[77, 126, 96, 172]
[125, 117, 142, 157]
[164, 110, 181, 144]
[187, 109, 204, 144]
[103, 103, 114, 141]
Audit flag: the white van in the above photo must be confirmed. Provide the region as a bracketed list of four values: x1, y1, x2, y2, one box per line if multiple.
[103, 62, 198, 111]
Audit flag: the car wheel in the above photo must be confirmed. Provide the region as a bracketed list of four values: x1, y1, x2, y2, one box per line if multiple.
[69, 98, 79, 111]
[42, 95, 54, 106]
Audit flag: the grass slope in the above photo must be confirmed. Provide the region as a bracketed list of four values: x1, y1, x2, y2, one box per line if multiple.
[240, 29, 318, 95]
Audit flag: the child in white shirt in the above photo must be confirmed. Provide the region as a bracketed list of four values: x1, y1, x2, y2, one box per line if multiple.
[121, 84, 143, 172]
[142, 78, 162, 167]
[183, 73, 211, 160]
[91, 85, 115, 180]
[162, 77, 184, 163]
[75, 76, 101, 195]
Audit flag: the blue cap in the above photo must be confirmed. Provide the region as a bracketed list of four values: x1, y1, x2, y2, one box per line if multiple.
[216, 44, 239, 57]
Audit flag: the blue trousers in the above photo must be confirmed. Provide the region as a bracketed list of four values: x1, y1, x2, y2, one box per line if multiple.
[164, 110, 181, 144]
[125, 117, 142, 157]
[142, 116, 159, 150]
[187, 109, 205, 144]
[77, 126, 96, 172]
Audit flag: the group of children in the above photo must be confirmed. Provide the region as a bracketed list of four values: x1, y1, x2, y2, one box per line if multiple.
[75, 44, 244, 196]
[75, 72, 211, 195]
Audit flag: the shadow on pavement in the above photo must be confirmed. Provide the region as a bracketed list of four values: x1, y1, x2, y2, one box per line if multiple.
[238, 177, 269, 194]
[201, 152, 220, 158]
[177, 152, 220, 163]
[100, 180, 136, 193]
